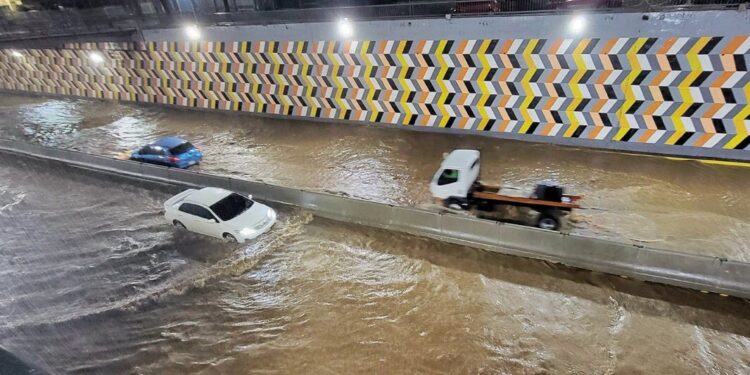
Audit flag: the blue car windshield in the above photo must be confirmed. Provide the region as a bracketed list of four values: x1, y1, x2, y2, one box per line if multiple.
[210, 193, 254, 221]
[169, 142, 194, 155]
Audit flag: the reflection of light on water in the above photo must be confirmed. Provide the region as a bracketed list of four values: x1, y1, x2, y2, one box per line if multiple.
[328, 156, 392, 200]
[19, 100, 82, 145]
[320, 140, 410, 202]
[0, 187, 25, 213]
[16, 99, 164, 153]
[100, 115, 160, 151]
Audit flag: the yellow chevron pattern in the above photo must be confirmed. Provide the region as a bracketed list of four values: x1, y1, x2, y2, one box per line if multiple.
[0, 37, 747, 156]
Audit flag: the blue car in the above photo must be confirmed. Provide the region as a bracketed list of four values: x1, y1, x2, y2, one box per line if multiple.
[130, 137, 203, 169]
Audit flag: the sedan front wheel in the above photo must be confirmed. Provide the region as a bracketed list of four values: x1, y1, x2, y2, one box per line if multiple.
[223, 233, 238, 243]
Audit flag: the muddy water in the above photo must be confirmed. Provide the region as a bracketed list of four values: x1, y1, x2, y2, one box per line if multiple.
[1, 153, 749, 374]
[1, 94, 749, 261]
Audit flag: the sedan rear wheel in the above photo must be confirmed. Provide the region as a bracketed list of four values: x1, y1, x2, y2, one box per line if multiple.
[223, 233, 238, 243]
[173, 220, 186, 229]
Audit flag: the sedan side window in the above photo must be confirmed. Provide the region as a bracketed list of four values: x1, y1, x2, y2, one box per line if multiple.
[437, 169, 459, 186]
[179, 203, 198, 216]
[140, 146, 166, 156]
[150, 146, 166, 156]
[179, 203, 216, 221]
[193, 206, 217, 221]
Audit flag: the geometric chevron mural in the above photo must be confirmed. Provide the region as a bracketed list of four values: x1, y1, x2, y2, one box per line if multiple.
[0, 37, 748, 151]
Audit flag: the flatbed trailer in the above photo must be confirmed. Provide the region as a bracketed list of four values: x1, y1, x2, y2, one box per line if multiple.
[430, 149, 583, 230]
[469, 183, 582, 229]
[472, 183, 582, 210]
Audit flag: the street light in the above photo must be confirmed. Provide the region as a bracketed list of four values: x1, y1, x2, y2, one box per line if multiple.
[337, 18, 354, 38]
[89, 51, 104, 64]
[184, 24, 201, 41]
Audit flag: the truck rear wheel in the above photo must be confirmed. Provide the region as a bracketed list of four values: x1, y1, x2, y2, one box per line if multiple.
[536, 214, 560, 231]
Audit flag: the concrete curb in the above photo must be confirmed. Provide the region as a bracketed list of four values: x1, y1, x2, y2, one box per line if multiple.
[1, 139, 748, 299]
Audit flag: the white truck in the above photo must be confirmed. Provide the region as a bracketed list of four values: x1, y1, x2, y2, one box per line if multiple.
[430, 149, 581, 230]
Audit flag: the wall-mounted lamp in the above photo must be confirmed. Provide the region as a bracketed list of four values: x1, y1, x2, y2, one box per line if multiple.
[568, 15, 586, 35]
[337, 18, 354, 39]
[89, 51, 104, 64]
[184, 24, 201, 41]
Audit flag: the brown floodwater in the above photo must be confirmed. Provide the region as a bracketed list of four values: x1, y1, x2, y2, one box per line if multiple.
[1, 153, 749, 374]
[0, 93, 749, 262]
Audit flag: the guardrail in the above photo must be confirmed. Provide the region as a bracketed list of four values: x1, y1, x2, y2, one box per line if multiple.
[1, 138, 748, 299]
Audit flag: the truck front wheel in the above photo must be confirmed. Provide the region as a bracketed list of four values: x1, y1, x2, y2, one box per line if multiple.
[444, 198, 465, 210]
[536, 214, 561, 231]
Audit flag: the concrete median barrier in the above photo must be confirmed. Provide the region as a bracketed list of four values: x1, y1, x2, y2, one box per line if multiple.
[388, 206, 444, 238]
[197, 172, 234, 191]
[139, 162, 171, 181]
[162, 167, 202, 187]
[439, 214, 499, 247]
[263, 186, 306, 207]
[1, 139, 749, 299]
[315, 196, 394, 227]
[166, 168, 230, 190]
[16, 141, 43, 155]
[104, 158, 143, 176]
[229, 178, 302, 206]
[296, 190, 347, 217]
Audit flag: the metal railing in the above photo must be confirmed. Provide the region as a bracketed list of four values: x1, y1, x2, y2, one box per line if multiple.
[0, 0, 747, 43]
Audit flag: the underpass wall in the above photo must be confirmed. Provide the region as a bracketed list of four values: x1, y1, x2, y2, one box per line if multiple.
[0, 10, 749, 159]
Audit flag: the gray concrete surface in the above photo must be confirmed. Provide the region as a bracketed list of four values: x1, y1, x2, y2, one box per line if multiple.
[1, 138, 748, 299]
[143, 9, 750, 42]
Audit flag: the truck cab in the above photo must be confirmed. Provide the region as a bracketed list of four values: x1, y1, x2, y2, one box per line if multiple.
[429, 149, 481, 206]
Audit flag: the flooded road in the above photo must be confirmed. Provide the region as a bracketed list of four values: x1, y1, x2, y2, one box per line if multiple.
[1, 152, 750, 374]
[1, 93, 749, 261]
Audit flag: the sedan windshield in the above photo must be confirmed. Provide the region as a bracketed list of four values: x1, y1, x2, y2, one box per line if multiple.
[210, 193, 254, 221]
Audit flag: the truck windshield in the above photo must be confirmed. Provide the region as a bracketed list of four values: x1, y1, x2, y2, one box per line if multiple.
[437, 169, 459, 185]
[210, 193, 254, 221]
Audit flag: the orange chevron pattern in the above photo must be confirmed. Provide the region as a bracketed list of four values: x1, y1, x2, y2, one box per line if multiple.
[0, 37, 748, 152]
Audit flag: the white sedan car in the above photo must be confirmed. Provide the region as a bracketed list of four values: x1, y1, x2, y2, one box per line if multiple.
[164, 187, 276, 243]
